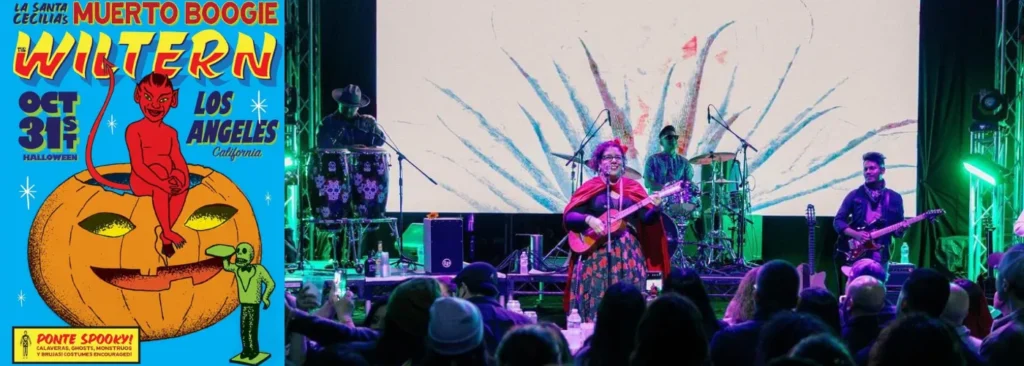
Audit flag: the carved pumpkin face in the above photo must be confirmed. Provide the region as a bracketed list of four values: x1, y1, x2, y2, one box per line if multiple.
[28, 164, 261, 341]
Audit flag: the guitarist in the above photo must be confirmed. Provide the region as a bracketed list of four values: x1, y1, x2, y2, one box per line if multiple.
[561, 139, 670, 321]
[833, 152, 908, 276]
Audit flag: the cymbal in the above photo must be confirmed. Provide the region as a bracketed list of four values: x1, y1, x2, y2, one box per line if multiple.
[624, 167, 642, 180]
[551, 152, 641, 179]
[550, 152, 588, 165]
[689, 152, 737, 165]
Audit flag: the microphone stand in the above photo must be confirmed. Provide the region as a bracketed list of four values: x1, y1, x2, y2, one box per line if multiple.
[605, 173, 614, 289]
[377, 124, 438, 271]
[569, 110, 610, 191]
[708, 105, 758, 268]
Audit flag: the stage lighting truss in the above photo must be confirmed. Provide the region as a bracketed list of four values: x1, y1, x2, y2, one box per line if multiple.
[285, 0, 322, 254]
[969, 0, 1024, 281]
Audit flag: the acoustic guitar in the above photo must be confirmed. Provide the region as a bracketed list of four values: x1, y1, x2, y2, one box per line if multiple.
[568, 181, 684, 254]
[798, 204, 827, 289]
[836, 209, 945, 263]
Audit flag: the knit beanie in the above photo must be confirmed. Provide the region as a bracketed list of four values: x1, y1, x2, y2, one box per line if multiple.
[428, 297, 484, 355]
[386, 278, 442, 337]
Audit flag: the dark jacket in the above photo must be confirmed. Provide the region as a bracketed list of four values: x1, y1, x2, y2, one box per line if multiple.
[980, 309, 1023, 361]
[710, 309, 786, 366]
[842, 311, 896, 353]
[467, 296, 533, 354]
[833, 183, 905, 262]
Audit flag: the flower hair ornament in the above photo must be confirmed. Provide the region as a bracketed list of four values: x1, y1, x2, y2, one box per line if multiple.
[613, 138, 629, 155]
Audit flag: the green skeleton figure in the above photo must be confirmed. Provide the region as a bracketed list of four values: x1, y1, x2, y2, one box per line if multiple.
[220, 242, 275, 364]
[21, 331, 30, 358]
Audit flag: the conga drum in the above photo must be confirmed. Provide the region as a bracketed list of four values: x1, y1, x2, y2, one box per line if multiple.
[308, 149, 352, 221]
[346, 147, 391, 218]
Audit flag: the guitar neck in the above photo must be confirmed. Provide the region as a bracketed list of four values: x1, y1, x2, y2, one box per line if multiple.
[614, 196, 652, 220]
[808, 224, 815, 267]
[871, 214, 926, 237]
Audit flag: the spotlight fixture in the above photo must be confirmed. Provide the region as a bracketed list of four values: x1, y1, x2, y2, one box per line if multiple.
[971, 89, 1007, 131]
[962, 154, 1009, 185]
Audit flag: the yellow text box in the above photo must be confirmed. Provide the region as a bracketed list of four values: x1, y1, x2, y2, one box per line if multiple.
[12, 327, 140, 364]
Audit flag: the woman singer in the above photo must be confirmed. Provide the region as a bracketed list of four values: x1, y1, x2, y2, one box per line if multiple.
[562, 139, 671, 321]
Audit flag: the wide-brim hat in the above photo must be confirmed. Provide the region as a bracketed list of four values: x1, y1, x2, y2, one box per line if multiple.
[332, 84, 371, 108]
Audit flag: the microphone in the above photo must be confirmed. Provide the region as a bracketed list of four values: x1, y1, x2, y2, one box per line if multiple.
[707, 104, 713, 124]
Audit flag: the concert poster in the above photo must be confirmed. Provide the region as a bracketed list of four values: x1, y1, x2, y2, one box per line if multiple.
[1, 1, 285, 364]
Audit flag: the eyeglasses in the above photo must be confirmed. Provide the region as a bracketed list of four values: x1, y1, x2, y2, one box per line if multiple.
[602, 155, 623, 161]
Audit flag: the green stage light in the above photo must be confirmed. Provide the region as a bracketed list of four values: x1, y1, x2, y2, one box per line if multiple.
[285, 156, 294, 168]
[962, 154, 1007, 185]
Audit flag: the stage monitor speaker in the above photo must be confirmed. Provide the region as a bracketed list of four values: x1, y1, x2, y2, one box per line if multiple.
[885, 263, 916, 299]
[887, 263, 916, 286]
[424, 218, 464, 274]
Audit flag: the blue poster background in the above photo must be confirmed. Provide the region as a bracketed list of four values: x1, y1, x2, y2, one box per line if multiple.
[0, 1, 285, 364]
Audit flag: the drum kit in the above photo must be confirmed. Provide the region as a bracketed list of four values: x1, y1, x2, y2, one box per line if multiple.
[662, 151, 753, 272]
[552, 149, 754, 273]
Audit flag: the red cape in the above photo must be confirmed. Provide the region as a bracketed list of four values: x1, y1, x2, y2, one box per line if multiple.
[561, 177, 670, 312]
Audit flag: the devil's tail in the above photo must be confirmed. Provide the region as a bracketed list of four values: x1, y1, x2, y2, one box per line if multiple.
[85, 58, 131, 191]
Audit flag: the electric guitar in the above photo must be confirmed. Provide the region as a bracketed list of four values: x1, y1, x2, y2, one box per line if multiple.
[836, 209, 945, 263]
[568, 181, 684, 254]
[798, 204, 827, 289]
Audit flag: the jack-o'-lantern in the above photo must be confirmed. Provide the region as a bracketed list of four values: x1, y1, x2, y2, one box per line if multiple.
[28, 164, 261, 341]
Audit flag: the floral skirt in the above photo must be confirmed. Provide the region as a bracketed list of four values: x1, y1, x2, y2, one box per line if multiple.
[570, 232, 647, 322]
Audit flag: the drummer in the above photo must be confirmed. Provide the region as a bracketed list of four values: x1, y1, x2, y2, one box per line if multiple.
[317, 84, 386, 148]
[643, 125, 694, 192]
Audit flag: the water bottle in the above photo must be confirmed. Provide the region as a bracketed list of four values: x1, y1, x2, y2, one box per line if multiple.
[519, 251, 528, 274]
[567, 308, 582, 335]
[900, 242, 910, 264]
[379, 243, 391, 277]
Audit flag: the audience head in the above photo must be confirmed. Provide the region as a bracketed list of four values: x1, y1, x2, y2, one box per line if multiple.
[427, 297, 485, 354]
[586, 282, 645, 366]
[789, 334, 856, 366]
[387, 278, 445, 335]
[756, 260, 801, 313]
[896, 268, 949, 317]
[665, 267, 721, 336]
[940, 283, 970, 326]
[495, 325, 563, 366]
[363, 299, 388, 330]
[377, 278, 445, 364]
[843, 258, 888, 285]
[725, 266, 761, 324]
[453, 262, 501, 299]
[536, 322, 573, 365]
[952, 278, 993, 339]
[868, 314, 965, 366]
[998, 244, 1024, 309]
[632, 293, 707, 366]
[797, 287, 842, 334]
[845, 276, 886, 316]
[757, 311, 833, 365]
